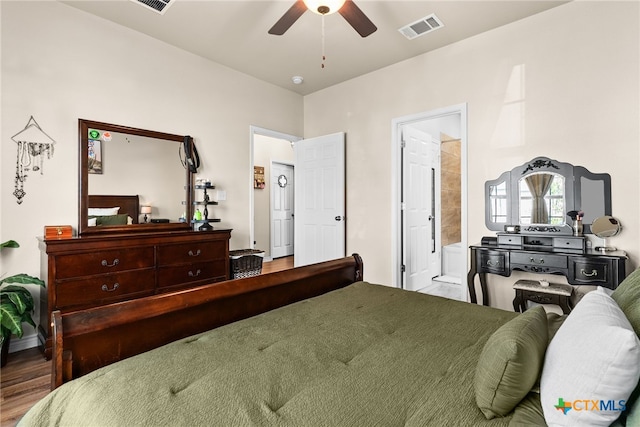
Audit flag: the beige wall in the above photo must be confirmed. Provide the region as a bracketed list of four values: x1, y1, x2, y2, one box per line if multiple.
[304, 1, 640, 309]
[0, 1, 303, 347]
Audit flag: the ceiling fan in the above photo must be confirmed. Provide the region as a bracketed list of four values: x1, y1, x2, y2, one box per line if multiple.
[269, 0, 377, 38]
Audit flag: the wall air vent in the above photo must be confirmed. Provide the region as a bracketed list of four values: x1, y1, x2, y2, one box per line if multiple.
[130, 0, 174, 15]
[399, 14, 444, 40]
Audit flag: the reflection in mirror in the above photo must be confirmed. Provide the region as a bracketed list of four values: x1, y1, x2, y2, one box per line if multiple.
[592, 216, 622, 252]
[87, 129, 185, 223]
[484, 157, 612, 232]
[488, 181, 508, 224]
[518, 172, 564, 225]
[79, 119, 193, 236]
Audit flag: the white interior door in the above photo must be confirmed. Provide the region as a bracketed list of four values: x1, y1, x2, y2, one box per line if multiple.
[403, 126, 441, 291]
[294, 132, 346, 267]
[271, 162, 294, 258]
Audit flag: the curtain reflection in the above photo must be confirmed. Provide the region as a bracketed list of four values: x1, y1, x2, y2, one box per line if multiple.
[525, 174, 553, 223]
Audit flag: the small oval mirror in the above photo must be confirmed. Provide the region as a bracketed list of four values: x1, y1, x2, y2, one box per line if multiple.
[592, 215, 621, 252]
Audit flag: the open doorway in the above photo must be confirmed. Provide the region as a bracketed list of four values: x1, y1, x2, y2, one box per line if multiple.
[249, 126, 301, 262]
[391, 104, 468, 302]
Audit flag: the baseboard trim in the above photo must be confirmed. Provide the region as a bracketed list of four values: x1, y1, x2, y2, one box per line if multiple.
[9, 334, 39, 353]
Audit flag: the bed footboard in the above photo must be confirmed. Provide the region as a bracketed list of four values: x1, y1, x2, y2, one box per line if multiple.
[52, 254, 363, 389]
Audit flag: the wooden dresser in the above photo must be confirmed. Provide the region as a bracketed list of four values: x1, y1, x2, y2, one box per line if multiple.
[38, 229, 231, 358]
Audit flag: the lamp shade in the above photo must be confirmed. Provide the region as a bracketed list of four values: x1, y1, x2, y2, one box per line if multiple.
[303, 0, 346, 15]
[140, 206, 152, 214]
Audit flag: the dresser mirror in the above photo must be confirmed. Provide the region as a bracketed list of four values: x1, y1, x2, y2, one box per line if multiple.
[485, 157, 611, 232]
[79, 119, 193, 236]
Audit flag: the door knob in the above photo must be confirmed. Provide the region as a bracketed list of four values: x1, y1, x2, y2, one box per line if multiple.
[335, 216, 344, 221]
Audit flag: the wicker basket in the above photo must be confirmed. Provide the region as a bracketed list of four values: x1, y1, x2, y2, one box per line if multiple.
[229, 249, 265, 279]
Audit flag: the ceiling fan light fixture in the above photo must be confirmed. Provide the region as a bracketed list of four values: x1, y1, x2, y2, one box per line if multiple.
[303, 0, 346, 15]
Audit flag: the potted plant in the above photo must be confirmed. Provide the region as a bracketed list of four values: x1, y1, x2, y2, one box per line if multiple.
[0, 240, 45, 367]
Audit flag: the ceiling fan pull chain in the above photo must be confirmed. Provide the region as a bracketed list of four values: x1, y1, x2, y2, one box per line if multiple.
[321, 14, 326, 69]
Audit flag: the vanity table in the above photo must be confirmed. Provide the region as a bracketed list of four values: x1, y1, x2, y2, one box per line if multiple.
[473, 156, 626, 306]
[467, 242, 627, 306]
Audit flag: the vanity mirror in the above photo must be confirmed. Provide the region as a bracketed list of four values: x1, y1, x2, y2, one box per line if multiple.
[79, 119, 194, 235]
[485, 157, 611, 234]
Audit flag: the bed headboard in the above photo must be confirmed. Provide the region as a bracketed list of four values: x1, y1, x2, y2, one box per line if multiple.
[88, 195, 139, 224]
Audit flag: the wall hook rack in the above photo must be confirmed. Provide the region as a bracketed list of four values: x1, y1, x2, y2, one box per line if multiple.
[11, 116, 56, 204]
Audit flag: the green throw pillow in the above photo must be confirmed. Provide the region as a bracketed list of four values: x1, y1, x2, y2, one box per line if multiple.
[96, 214, 129, 226]
[612, 269, 640, 427]
[475, 305, 548, 419]
[612, 267, 640, 337]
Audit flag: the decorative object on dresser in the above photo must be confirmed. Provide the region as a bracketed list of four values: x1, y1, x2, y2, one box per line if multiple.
[44, 225, 73, 240]
[592, 215, 622, 252]
[191, 180, 221, 231]
[38, 229, 231, 359]
[140, 205, 151, 223]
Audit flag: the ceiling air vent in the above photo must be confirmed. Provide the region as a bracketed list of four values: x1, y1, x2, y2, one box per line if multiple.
[130, 0, 174, 15]
[399, 14, 444, 40]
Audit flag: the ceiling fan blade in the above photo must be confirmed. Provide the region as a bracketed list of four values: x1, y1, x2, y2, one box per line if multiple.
[268, 1, 308, 36]
[338, 0, 377, 38]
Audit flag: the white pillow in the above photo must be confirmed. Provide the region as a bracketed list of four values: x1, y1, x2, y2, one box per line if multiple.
[88, 206, 120, 216]
[88, 217, 97, 227]
[540, 288, 640, 426]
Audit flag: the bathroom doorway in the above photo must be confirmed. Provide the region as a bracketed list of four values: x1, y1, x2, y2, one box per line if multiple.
[392, 104, 468, 301]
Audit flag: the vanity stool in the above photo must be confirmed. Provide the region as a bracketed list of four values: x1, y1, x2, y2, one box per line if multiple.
[512, 279, 573, 314]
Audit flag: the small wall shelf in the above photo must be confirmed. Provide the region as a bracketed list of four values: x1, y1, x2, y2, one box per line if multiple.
[192, 184, 221, 231]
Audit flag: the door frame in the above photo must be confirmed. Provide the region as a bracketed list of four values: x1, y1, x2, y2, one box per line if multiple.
[390, 103, 468, 301]
[270, 160, 295, 259]
[249, 126, 301, 254]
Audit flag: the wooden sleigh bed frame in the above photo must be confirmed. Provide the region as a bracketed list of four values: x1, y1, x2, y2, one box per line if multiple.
[51, 254, 363, 389]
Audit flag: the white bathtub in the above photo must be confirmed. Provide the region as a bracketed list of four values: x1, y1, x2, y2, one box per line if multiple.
[442, 242, 461, 279]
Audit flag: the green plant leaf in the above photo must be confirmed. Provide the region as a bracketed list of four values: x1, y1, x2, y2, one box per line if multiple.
[0, 300, 23, 338]
[0, 274, 45, 287]
[0, 240, 19, 249]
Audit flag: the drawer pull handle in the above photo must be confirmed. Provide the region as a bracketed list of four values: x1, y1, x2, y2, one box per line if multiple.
[188, 269, 202, 277]
[101, 283, 119, 292]
[188, 249, 201, 257]
[529, 257, 545, 264]
[581, 269, 598, 277]
[101, 259, 119, 268]
[487, 260, 500, 267]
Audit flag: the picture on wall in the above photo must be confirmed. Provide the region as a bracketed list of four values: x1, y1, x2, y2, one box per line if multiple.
[88, 138, 102, 174]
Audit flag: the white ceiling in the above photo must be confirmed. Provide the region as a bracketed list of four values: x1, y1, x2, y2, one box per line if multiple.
[62, 0, 569, 95]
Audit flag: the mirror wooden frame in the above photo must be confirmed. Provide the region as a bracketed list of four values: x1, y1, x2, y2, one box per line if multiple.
[78, 119, 193, 236]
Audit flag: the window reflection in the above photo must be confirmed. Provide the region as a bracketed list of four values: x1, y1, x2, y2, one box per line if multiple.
[518, 173, 564, 225]
[489, 182, 508, 223]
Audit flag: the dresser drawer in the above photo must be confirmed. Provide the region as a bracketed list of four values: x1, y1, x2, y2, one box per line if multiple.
[157, 260, 227, 289]
[56, 269, 156, 309]
[157, 241, 226, 265]
[569, 258, 612, 285]
[478, 251, 508, 275]
[497, 234, 522, 245]
[511, 252, 567, 269]
[54, 247, 154, 279]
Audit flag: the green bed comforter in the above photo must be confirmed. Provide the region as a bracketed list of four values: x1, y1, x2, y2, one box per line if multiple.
[20, 281, 523, 426]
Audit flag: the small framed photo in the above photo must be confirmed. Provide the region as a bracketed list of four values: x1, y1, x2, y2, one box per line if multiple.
[88, 139, 102, 174]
